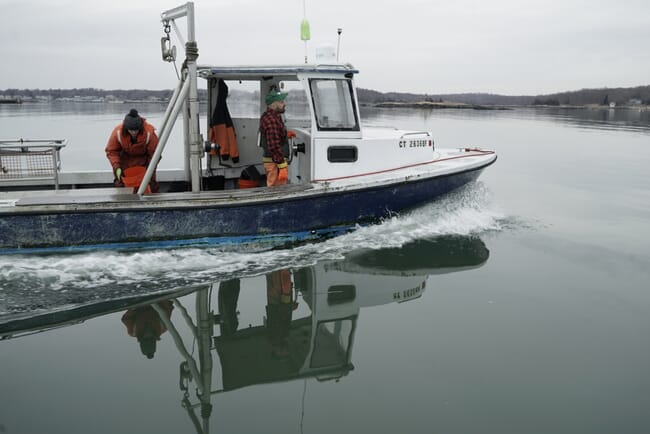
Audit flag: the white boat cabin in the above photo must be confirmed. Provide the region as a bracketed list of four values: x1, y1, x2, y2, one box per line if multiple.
[198, 65, 434, 189]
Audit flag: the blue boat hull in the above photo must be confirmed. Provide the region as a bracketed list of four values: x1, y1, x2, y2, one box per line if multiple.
[1, 164, 491, 253]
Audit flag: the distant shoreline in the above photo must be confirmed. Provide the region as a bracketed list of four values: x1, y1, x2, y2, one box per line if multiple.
[3, 84, 650, 108]
[370, 101, 511, 110]
[369, 101, 650, 111]
[2, 93, 649, 111]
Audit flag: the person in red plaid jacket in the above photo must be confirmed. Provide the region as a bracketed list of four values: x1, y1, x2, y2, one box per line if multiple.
[259, 90, 289, 186]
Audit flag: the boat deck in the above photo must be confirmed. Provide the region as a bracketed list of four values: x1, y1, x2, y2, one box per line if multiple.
[0, 148, 496, 212]
[0, 183, 315, 209]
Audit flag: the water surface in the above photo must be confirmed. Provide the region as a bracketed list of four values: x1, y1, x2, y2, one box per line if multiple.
[1, 104, 649, 434]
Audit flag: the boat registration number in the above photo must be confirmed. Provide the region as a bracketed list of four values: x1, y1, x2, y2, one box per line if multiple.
[393, 283, 423, 302]
[398, 139, 429, 148]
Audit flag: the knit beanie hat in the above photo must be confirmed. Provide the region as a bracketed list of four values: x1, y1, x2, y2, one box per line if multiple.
[123, 109, 143, 131]
[265, 90, 288, 106]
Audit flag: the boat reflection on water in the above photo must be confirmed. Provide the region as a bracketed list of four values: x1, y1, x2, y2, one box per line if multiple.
[0, 235, 489, 433]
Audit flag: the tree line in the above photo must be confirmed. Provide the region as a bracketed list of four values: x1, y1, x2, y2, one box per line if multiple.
[2, 85, 649, 106]
[530, 86, 650, 106]
[0, 88, 195, 101]
[357, 85, 650, 106]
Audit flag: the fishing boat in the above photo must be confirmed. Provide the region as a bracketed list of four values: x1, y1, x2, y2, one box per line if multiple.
[0, 3, 496, 254]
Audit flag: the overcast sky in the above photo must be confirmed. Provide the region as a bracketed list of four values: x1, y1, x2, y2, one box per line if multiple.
[1, 0, 648, 95]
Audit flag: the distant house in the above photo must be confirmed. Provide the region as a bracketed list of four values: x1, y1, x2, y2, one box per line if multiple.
[627, 98, 642, 106]
[609, 102, 616, 108]
[105, 95, 125, 104]
[0, 96, 22, 104]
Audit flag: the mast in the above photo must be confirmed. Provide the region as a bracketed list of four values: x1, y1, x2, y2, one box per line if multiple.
[153, 2, 202, 194]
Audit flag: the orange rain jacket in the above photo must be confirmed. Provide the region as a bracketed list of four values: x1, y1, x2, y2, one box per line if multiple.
[105, 118, 160, 192]
[105, 118, 159, 172]
[121, 301, 174, 339]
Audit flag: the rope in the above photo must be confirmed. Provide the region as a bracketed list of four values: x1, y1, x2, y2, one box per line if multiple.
[185, 41, 199, 61]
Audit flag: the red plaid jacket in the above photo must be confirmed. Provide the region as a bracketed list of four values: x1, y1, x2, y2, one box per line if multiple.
[259, 108, 287, 164]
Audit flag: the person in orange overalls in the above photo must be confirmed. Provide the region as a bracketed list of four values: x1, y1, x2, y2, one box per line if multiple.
[266, 268, 295, 358]
[259, 90, 289, 187]
[105, 108, 160, 192]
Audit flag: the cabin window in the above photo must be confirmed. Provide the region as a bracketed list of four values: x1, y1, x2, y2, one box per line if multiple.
[327, 285, 356, 304]
[327, 146, 358, 163]
[310, 319, 354, 369]
[208, 78, 261, 117]
[309, 79, 360, 131]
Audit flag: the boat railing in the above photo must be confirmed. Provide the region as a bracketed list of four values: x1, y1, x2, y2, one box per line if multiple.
[0, 139, 67, 189]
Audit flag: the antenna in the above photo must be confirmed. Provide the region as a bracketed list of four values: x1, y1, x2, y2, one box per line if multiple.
[300, 0, 311, 63]
[336, 28, 342, 62]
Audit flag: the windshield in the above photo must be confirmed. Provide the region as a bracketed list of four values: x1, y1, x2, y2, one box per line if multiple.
[209, 79, 309, 120]
[309, 79, 360, 131]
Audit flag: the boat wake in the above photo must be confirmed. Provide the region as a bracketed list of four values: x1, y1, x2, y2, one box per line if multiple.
[0, 182, 507, 317]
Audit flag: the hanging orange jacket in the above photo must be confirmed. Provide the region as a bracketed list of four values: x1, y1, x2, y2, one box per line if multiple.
[209, 124, 239, 161]
[208, 79, 239, 162]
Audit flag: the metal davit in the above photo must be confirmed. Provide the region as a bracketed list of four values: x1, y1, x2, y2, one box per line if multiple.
[143, 2, 202, 194]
